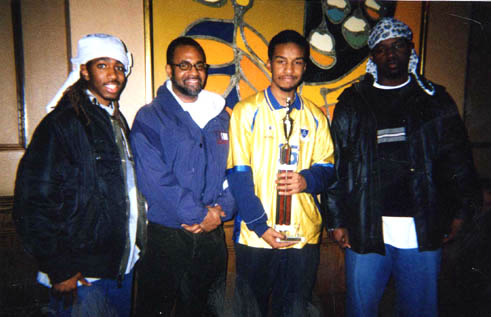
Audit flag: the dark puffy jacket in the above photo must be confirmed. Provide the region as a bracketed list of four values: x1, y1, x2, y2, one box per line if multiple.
[13, 94, 139, 284]
[325, 75, 482, 254]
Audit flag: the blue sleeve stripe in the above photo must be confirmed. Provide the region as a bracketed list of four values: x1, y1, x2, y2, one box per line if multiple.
[244, 212, 267, 225]
[226, 165, 252, 175]
[251, 108, 259, 132]
[309, 111, 319, 129]
[233, 214, 242, 242]
[312, 162, 334, 168]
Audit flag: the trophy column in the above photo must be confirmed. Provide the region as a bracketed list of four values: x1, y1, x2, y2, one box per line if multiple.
[274, 97, 304, 242]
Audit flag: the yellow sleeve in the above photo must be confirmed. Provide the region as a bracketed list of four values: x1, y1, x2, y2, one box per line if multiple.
[310, 103, 335, 166]
[227, 101, 255, 170]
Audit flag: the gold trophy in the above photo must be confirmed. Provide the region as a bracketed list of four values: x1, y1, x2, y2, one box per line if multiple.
[275, 97, 304, 242]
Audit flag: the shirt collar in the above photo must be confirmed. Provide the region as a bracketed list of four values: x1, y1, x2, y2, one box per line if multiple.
[86, 89, 115, 116]
[265, 86, 302, 111]
[373, 77, 411, 90]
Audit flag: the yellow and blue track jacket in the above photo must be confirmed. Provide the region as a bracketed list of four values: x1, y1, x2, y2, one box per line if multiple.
[227, 87, 335, 249]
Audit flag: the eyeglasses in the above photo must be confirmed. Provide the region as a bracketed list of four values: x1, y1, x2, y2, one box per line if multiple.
[372, 40, 409, 57]
[170, 61, 209, 71]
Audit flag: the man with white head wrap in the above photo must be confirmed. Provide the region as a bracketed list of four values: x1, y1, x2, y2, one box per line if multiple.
[325, 17, 481, 316]
[14, 33, 146, 317]
[46, 33, 132, 112]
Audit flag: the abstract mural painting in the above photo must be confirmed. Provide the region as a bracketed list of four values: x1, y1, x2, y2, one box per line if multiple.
[149, 0, 424, 118]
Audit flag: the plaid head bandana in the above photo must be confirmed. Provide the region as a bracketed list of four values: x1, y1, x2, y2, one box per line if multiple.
[366, 18, 434, 95]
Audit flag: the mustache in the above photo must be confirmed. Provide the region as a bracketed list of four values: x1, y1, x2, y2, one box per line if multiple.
[104, 80, 123, 86]
[183, 76, 202, 82]
[279, 75, 298, 79]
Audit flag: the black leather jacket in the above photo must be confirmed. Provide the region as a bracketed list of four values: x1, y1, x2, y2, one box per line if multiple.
[325, 75, 481, 254]
[14, 94, 146, 284]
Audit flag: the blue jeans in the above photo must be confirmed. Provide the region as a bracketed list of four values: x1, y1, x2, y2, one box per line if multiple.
[47, 270, 133, 317]
[345, 245, 441, 317]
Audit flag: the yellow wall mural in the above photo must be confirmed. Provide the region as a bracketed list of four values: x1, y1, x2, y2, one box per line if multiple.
[150, 0, 424, 119]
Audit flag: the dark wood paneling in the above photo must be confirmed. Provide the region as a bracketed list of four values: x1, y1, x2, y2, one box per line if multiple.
[0, 196, 50, 316]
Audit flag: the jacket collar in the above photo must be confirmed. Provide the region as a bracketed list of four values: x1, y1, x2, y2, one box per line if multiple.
[154, 83, 205, 141]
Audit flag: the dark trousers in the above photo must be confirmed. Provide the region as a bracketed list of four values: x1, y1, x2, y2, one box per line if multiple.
[233, 243, 320, 317]
[135, 222, 227, 316]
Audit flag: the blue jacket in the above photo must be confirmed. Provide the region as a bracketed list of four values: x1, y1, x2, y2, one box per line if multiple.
[130, 84, 235, 228]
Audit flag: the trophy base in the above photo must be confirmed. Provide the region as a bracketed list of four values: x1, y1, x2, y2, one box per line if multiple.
[274, 224, 305, 243]
[275, 236, 305, 242]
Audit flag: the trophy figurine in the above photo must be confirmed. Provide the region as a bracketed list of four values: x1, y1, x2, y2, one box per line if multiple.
[275, 97, 305, 242]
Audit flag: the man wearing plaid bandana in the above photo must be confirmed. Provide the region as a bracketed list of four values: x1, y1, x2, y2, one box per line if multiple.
[325, 18, 481, 316]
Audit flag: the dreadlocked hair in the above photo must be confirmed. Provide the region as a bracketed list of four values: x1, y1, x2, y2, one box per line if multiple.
[61, 78, 92, 125]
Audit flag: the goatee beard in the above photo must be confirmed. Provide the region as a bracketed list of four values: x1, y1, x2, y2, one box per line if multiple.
[279, 85, 297, 93]
[171, 77, 202, 97]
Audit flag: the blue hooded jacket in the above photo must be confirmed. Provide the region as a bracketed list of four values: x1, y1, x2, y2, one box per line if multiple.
[130, 83, 235, 228]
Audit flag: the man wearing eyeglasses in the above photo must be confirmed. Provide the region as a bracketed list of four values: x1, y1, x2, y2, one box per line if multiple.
[130, 36, 235, 316]
[326, 18, 481, 316]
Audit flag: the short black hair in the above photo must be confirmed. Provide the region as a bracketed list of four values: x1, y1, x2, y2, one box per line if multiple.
[268, 30, 309, 61]
[166, 37, 206, 64]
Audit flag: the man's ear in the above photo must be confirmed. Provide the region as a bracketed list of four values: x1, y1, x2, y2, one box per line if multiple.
[266, 60, 271, 72]
[165, 64, 172, 79]
[80, 64, 90, 81]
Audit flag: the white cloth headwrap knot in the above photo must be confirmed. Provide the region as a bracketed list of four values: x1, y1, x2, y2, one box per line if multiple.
[365, 17, 434, 95]
[46, 33, 133, 112]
